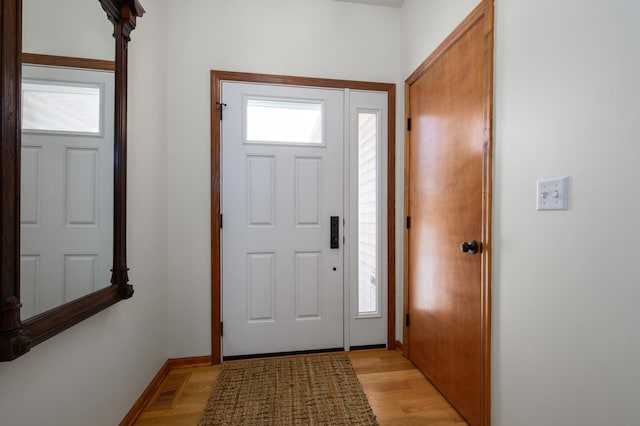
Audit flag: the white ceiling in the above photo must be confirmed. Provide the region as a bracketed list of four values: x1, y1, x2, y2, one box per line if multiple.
[334, 0, 405, 8]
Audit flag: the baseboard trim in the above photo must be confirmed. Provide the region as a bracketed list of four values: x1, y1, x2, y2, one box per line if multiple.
[395, 340, 403, 351]
[119, 355, 213, 425]
[119, 359, 171, 426]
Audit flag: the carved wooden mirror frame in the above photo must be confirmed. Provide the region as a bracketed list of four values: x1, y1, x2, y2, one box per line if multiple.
[0, 0, 144, 361]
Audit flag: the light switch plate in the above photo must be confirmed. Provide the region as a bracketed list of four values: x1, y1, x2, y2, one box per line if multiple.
[537, 176, 569, 210]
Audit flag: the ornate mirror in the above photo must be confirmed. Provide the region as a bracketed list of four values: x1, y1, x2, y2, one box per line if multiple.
[0, 0, 144, 361]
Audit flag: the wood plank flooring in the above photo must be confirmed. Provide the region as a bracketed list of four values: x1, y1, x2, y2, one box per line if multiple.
[133, 350, 467, 425]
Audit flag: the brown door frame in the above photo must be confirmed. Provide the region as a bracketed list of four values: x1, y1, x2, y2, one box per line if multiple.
[210, 71, 396, 363]
[403, 0, 493, 424]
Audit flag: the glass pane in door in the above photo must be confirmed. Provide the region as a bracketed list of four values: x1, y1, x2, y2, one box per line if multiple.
[358, 112, 378, 314]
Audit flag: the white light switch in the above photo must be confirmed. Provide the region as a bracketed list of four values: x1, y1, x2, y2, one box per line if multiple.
[537, 176, 569, 210]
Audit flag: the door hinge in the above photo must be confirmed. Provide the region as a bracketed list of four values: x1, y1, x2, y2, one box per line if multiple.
[406, 216, 411, 229]
[216, 102, 227, 120]
[407, 117, 412, 131]
[405, 313, 410, 327]
[220, 321, 223, 337]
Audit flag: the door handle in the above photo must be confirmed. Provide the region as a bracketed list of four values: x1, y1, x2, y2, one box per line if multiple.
[460, 240, 480, 254]
[330, 216, 339, 249]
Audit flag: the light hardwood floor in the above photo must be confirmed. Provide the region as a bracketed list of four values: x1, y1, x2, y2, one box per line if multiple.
[133, 349, 467, 425]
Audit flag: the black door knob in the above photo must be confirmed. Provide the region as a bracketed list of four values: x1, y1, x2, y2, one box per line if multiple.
[460, 240, 480, 254]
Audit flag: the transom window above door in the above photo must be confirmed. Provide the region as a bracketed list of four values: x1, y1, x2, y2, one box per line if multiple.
[244, 97, 325, 145]
[22, 80, 103, 135]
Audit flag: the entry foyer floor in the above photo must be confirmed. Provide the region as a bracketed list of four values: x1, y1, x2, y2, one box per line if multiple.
[133, 349, 467, 425]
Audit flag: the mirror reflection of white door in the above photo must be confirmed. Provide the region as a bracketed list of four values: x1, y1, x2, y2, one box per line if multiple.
[221, 82, 345, 358]
[20, 65, 114, 319]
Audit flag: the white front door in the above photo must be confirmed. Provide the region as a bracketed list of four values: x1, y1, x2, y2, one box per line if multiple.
[221, 82, 344, 357]
[20, 65, 114, 319]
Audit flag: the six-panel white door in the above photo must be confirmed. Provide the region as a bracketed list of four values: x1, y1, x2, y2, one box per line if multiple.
[20, 65, 114, 319]
[221, 82, 344, 357]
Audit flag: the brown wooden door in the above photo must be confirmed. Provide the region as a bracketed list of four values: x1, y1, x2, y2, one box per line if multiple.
[404, 2, 493, 425]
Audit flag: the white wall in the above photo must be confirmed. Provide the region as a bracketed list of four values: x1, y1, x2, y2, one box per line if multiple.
[401, 0, 480, 76]
[0, 1, 170, 425]
[493, 0, 640, 424]
[22, 0, 113, 60]
[166, 0, 403, 357]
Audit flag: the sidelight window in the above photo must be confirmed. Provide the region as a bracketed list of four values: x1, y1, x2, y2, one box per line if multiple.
[357, 111, 379, 315]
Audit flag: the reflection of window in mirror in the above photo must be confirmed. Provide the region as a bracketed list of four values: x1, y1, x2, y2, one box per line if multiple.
[20, 65, 115, 320]
[21, 0, 117, 322]
[22, 81, 102, 133]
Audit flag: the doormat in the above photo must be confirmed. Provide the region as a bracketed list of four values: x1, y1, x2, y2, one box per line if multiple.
[198, 354, 378, 425]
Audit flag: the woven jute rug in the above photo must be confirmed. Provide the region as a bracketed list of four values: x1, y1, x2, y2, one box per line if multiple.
[198, 354, 378, 425]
